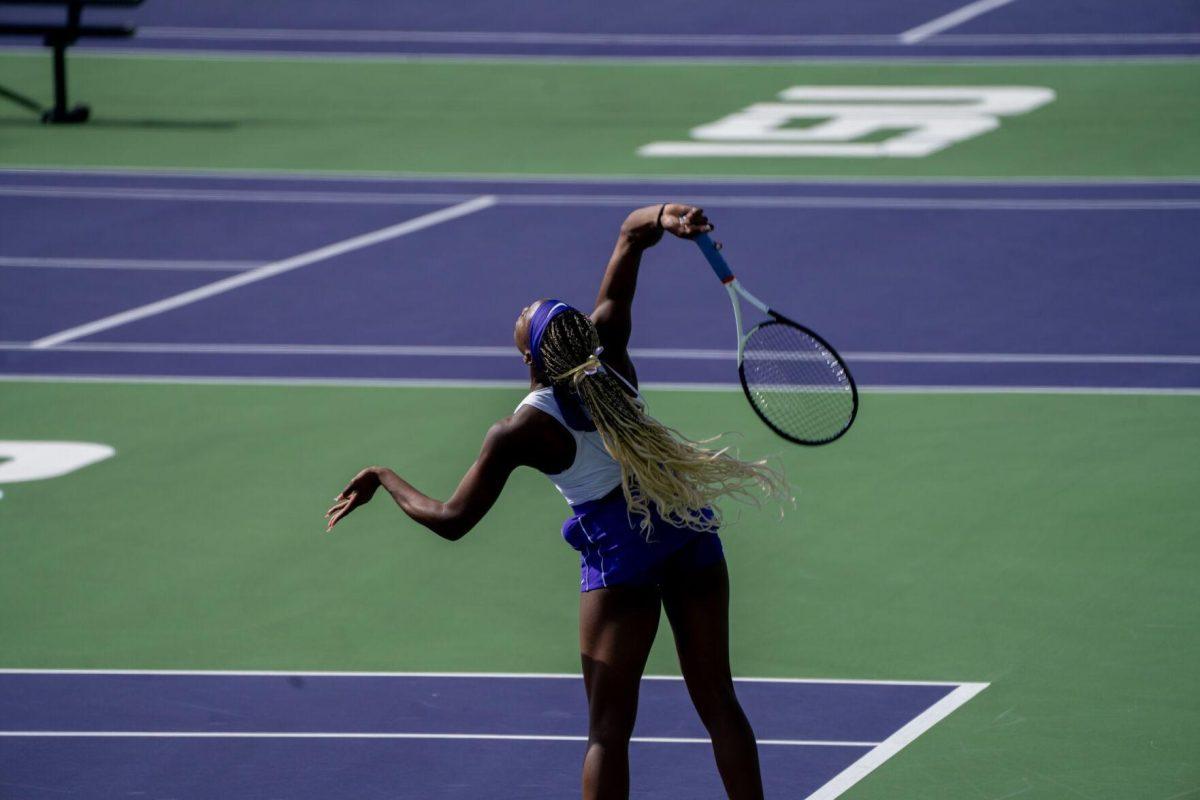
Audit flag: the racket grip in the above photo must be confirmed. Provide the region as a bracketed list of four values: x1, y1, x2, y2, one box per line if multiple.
[694, 233, 735, 283]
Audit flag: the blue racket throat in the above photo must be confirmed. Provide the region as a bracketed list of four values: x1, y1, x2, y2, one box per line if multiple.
[695, 233, 735, 284]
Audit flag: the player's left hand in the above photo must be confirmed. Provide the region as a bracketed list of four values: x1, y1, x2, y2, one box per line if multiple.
[325, 467, 382, 531]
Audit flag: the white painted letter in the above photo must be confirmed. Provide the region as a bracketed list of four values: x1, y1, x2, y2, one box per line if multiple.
[639, 86, 1055, 158]
[0, 441, 116, 483]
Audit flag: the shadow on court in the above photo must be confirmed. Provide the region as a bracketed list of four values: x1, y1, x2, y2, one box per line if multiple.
[0, 116, 240, 130]
[0, 82, 42, 114]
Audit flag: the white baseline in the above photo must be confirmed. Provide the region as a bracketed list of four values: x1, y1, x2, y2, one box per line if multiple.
[0, 668, 971, 686]
[0, 730, 877, 747]
[0, 375, 1197, 396]
[4, 166, 1200, 185]
[132, 27, 1200, 47]
[3, 185, 1198, 211]
[3, 341, 1197, 366]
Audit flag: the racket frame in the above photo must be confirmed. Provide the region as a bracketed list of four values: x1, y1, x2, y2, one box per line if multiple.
[694, 233, 859, 445]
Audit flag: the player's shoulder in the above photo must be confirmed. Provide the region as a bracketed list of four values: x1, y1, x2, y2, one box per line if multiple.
[483, 406, 546, 447]
[503, 403, 568, 444]
[489, 405, 574, 472]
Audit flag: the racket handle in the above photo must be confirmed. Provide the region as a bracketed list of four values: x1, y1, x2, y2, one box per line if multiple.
[694, 233, 735, 284]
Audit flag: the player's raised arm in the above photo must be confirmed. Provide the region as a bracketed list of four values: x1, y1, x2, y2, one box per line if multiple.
[325, 416, 535, 541]
[590, 204, 713, 358]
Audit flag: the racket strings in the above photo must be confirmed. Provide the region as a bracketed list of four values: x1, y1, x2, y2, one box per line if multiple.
[740, 322, 856, 444]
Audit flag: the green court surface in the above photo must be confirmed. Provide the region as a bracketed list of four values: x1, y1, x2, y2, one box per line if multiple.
[1, 53, 1199, 177]
[3, 30, 1199, 798]
[1, 381, 1197, 798]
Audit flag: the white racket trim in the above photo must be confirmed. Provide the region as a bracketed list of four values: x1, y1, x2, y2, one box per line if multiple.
[725, 279, 771, 362]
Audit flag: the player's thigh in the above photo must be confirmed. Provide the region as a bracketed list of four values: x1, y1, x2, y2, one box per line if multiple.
[579, 583, 662, 724]
[661, 558, 735, 694]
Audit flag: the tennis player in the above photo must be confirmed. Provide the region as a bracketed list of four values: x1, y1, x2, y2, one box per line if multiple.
[326, 204, 780, 800]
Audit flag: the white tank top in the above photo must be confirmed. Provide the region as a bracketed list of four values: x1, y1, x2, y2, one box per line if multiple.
[516, 388, 623, 507]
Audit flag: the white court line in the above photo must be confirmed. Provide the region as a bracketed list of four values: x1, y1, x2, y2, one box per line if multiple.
[860, 384, 1200, 396]
[0, 256, 260, 272]
[5, 165, 1200, 187]
[0, 186, 476, 206]
[0, 670, 981, 793]
[498, 195, 1200, 211]
[2, 340, 1198, 365]
[0, 730, 877, 747]
[132, 27, 1200, 47]
[808, 683, 989, 800]
[934, 33, 1200, 45]
[1, 374, 1198, 396]
[900, 0, 1020, 45]
[134, 27, 905, 46]
[3, 185, 1199, 210]
[6, 45, 1199, 65]
[2, 341, 1197, 366]
[0, 374, 531, 391]
[0, 668, 968, 686]
[28, 196, 496, 349]
[851, 352, 1200, 365]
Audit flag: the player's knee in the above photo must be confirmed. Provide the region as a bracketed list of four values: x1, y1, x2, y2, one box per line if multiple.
[588, 727, 634, 751]
[587, 708, 637, 748]
[690, 681, 744, 728]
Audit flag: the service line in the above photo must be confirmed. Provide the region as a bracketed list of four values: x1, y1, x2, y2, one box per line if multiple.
[29, 196, 497, 349]
[900, 0, 1019, 45]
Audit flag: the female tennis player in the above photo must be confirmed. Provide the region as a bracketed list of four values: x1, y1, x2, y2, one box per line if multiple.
[326, 204, 780, 800]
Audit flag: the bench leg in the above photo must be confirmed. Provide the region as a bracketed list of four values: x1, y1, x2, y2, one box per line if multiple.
[41, 41, 89, 124]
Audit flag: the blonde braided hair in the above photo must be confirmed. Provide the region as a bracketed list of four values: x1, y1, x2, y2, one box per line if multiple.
[538, 308, 784, 536]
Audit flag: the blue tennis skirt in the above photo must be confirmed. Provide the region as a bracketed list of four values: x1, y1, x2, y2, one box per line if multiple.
[561, 487, 724, 592]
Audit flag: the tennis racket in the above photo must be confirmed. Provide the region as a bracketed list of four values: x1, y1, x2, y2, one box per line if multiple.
[694, 233, 858, 445]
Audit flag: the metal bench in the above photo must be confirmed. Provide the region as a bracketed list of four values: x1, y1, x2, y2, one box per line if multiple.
[0, 0, 144, 123]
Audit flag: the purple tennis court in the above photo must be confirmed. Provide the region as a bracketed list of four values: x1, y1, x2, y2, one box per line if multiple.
[0, 671, 984, 799]
[8, 0, 1199, 58]
[2, 169, 1198, 390]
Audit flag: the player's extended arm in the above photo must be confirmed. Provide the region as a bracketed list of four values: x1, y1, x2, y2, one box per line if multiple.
[325, 417, 530, 541]
[591, 204, 714, 356]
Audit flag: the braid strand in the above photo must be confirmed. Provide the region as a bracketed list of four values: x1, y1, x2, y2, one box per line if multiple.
[540, 309, 785, 537]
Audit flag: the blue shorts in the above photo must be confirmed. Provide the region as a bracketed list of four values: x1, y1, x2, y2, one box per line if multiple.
[561, 487, 725, 592]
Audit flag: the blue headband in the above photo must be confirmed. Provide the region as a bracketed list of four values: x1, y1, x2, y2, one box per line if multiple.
[528, 299, 570, 378]
[526, 299, 598, 432]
